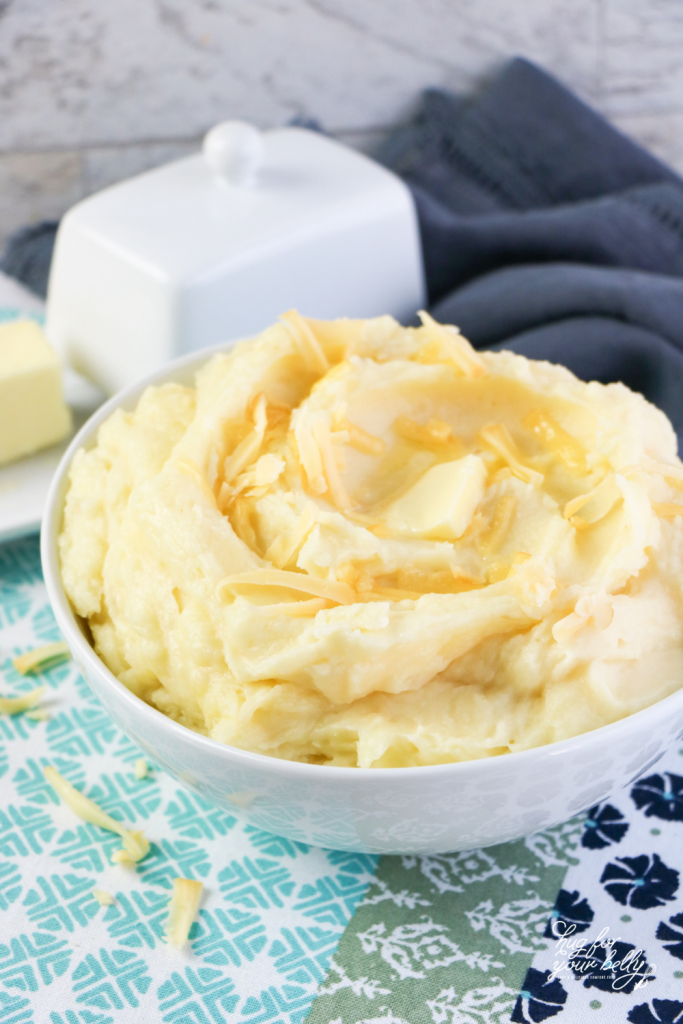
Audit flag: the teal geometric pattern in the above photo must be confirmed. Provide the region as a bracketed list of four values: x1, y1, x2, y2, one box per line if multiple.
[0, 537, 379, 1023]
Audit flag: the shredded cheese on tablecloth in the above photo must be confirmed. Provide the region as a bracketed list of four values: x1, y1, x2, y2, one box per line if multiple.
[25, 707, 50, 721]
[0, 686, 45, 715]
[164, 877, 204, 949]
[44, 765, 149, 865]
[93, 889, 115, 906]
[13, 641, 70, 675]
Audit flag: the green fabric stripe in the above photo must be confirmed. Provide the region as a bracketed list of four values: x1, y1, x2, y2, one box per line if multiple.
[305, 819, 583, 1023]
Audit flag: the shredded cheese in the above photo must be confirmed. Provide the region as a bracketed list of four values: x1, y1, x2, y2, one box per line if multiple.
[416, 311, 487, 377]
[341, 418, 384, 456]
[521, 409, 588, 475]
[134, 758, 149, 780]
[219, 392, 271, 497]
[250, 597, 329, 617]
[479, 425, 543, 486]
[25, 708, 50, 721]
[0, 685, 44, 715]
[638, 455, 683, 481]
[369, 586, 422, 601]
[244, 484, 270, 499]
[93, 889, 115, 907]
[265, 401, 292, 430]
[336, 561, 374, 594]
[13, 642, 70, 675]
[111, 837, 149, 867]
[227, 497, 258, 550]
[486, 562, 510, 584]
[480, 495, 517, 553]
[511, 551, 532, 566]
[216, 568, 356, 605]
[292, 410, 354, 508]
[620, 461, 683, 493]
[250, 392, 268, 433]
[233, 454, 285, 493]
[293, 417, 327, 495]
[341, 509, 399, 538]
[264, 504, 317, 569]
[177, 460, 218, 507]
[280, 310, 329, 376]
[44, 765, 149, 864]
[222, 430, 264, 489]
[564, 475, 621, 528]
[653, 502, 683, 519]
[164, 877, 204, 949]
[311, 416, 353, 510]
[353, 564, 485, 598]
[553, 593, 615, 642]
[393, 415, 462, 453]
[449, 566, 486, 586]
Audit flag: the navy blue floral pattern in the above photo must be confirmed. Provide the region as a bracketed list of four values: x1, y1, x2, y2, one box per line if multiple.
[570, 939, 654, 994]
[628, 999, 683, 1023]
[544, 889, 594, 939]
[582, 803, 629, 849]
[631, 774, 683, 822]
[601, 854, 679, 910]
[656, 912, 683, 961]
[511, 968, 567, 1023]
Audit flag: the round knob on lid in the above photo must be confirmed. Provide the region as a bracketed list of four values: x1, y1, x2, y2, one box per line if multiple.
[203, 121, 264, 186]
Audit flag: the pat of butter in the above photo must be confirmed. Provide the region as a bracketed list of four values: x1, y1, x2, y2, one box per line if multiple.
[0, 320, 71, 466]
[384, 454, 486, 540]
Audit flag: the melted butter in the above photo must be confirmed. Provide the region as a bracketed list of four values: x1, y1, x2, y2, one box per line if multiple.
[521, 408, 588, 474]
[382, 455, 486, 541]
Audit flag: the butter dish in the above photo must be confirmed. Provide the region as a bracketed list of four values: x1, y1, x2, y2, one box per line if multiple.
[46, 123, 425, 395]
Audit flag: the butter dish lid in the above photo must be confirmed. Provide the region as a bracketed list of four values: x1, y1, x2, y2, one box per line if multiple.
[46, 121, 425, 394]
[64, 123, 410, 282]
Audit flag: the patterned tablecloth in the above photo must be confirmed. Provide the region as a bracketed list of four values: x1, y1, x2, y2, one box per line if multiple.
[1, 534, 683, 1024]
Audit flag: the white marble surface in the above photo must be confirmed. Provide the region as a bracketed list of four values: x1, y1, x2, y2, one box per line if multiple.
[0, 0, 681, 250]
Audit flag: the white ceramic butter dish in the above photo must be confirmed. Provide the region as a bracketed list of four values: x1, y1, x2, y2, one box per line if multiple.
[46, 123, 425, 395]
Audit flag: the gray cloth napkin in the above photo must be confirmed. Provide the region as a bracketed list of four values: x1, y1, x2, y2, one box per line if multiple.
[378, 58, 683, 447]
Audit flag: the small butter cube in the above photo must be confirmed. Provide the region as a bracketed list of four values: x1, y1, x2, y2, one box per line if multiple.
[384, 455, 486, 541]
[0, 320, 71, 465]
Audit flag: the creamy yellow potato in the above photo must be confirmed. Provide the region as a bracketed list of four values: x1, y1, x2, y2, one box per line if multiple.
[59, 312, 683, 767]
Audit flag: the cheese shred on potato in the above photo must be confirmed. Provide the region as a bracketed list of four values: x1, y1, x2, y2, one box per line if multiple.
[58, 313, 683, 768]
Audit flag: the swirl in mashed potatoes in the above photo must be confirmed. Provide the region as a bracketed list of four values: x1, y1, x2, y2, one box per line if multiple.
[59, 312, 683, 766]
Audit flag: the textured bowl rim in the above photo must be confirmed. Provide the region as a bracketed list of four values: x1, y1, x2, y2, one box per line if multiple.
[41, 338, 683, 783]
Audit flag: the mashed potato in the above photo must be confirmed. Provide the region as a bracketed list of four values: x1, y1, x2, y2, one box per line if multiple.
[59, 312, 683, 766]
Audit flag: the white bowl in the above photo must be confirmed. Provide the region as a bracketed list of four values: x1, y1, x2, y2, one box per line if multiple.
[41, 343, 683, 854]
